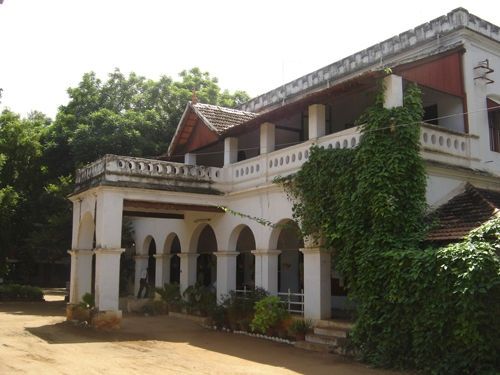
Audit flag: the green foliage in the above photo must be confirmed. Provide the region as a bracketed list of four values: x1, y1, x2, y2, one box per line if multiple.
[80, 292, 95, 308]
[282, 81, 499, 373]
[288, 318, 313, 336]
[220, 288, 269, 331]
[250, 295, 289, 334]
[155, 283, 183, 312]
[182, 283, 216, 316]
[0, 68, 247, 285]
[0, 284, 44, 301]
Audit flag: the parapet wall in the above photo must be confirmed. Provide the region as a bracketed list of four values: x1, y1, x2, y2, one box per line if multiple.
[239, 8, 500, 114]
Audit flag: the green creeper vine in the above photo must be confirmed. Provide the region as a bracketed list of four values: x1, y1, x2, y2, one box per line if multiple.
[280, 81, 500, 374]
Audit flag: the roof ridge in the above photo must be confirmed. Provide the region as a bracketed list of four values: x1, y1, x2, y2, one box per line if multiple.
[468, 184, 500, 212]
[194, 102, 256, 116]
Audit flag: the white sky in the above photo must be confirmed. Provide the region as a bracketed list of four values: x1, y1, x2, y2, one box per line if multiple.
[1, 0, 499, 119]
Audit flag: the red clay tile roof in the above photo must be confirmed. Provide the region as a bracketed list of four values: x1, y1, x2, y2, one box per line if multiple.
[426, 185, 500, 241]
[192, 103, 257, 134]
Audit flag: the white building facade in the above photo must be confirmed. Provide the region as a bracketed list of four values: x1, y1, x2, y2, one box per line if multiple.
[67, 8, 500, 327]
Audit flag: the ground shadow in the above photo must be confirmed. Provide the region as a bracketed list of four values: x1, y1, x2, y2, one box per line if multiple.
[0, 300, 66, 317]
[24, 313, 399, 375]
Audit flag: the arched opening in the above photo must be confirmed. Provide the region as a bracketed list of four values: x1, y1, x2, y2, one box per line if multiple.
[235, 226, 256, 290]
[276, 221, 304, 293]
[147, 238, 156, 286]
[196, 225, 217, 288]
[169, 235, 181, 284]
[77, 213, 95, 250]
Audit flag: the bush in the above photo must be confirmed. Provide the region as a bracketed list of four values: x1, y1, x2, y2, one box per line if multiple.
[155, 283, 183, 312]
[289, 318, 313, 338]
[352, 217, 500, 374]
[80, 292, 95, 308]
[183, 283, 216, 316]
[250, 295, 289, 334]
[0, 284, 44, 301]
[222, 287, 268, 331]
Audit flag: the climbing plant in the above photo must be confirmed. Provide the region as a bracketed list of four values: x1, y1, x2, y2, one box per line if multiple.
[281, 81, 500, 374]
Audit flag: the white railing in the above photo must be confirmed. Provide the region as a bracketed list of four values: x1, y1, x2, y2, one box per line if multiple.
[75, 154, 224, 188]
[75, 124, 483, 192]
[278, 289, 304, 315]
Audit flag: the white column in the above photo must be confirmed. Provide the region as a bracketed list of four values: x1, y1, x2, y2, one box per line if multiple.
[134, 255, 149, 296]
[300, 247, 331, 320]
[68, 249, 93, 304]
[224, 137, 238, 166]
[215, 251, 238, 301]
[251, 249, 281, 295]
[94, 191, 123, 313]
[308, 104, 326, 139]
[154, 253, 171, 288]
[184, 153, 197, 165]
[383, 74, 403, 109]
[94, 248, 125, 311]
[260, 122, 275, 154]
[179, 252, 198, 294]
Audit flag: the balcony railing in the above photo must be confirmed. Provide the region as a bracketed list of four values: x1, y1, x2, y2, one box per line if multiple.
[74, 124, 483, 193]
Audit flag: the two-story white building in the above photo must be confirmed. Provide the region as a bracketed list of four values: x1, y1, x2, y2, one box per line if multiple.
[67, 8, 500, 327]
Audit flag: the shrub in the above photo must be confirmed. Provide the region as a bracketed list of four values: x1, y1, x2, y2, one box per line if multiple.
[223, 287, 268, 331]
[183, 283, 216, 316]
[250, 295, 289, 334]
[289, 318, 313, 339]
[0, 284, 44, 301]
[80, 292, 95, 308]
[155, 283, 183, 312]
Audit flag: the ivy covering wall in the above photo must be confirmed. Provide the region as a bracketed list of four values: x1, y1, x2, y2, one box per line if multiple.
[281, 82, 500, 374]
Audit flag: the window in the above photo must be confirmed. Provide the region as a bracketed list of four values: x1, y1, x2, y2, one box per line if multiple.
[423, 104, 439, 125]
[487, 98, 500, 152]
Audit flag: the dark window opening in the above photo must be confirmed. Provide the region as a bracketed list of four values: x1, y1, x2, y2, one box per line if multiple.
[423, 104, 439, 125]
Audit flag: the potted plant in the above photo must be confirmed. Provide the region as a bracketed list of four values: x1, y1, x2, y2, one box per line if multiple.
[289, 319, 313, 341]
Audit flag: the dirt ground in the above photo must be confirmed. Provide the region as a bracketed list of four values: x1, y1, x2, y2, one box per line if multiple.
[0, 290, 404, 375]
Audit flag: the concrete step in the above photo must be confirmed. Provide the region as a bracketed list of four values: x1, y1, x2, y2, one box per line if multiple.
[314, 319, 353, 331]
[294, 340, 333, 353]
[306, 333, 338, 346]
[313, 326, 348, 338]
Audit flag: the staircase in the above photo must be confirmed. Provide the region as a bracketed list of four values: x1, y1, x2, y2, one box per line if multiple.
[294, 319, 353, 355]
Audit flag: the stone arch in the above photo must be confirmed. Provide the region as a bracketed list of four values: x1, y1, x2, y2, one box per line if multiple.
[194, 224, 218, 288]
[143, 235, 157, 285]
[271, 219, 304, 293]
[231, 225, 256, 290]
[77, 212, 95, 250]
[163, 232, 181, 284]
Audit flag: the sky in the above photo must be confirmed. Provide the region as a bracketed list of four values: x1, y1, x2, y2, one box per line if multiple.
[1, 0, 499, 119]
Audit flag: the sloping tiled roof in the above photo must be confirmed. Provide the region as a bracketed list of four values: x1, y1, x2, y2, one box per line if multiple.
[426, 185, 500, 242]
[192, 103, 257, 134]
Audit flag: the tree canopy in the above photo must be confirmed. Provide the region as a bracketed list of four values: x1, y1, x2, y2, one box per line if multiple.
[0, 67, 248, 283]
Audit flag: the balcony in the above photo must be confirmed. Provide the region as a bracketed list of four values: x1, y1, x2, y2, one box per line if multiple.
[74, 123, 485, 195]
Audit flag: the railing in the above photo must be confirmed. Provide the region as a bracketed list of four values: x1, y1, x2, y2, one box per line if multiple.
[75, 154, 224, 188]
[75, 124, 482, 192]
[278, 289, 304, 315]
[234, 286, 304, 315]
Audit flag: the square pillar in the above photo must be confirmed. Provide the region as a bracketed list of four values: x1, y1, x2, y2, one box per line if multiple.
[179, 252, 198, 294]
[67, 249, 93, 304]
[260, 122, 275, 154]
[308, 104, 326, 139]
[251, 249, 281, 295]
[224, 137, 238, 166]
[215, 251, 238, 302]
[95, 191, 123, 249]
[300, 247, 331, 320]
[383, 74, 403, 109]
[94, 248, 125, 312]
[184, 153, 197, 165]
[134, 255, 149, 296]
[154, 253, 171, 288]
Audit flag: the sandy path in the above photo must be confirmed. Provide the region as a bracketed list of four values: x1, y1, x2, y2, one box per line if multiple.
[0, 293, 404, 375]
